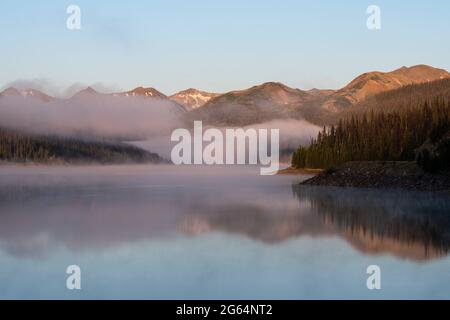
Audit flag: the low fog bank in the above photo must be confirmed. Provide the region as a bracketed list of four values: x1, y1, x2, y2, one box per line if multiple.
[0, 95, 319, 163]
[133, 119, 321, 161]
[248, 119, 321, 150]
[0, 95, 183, 139]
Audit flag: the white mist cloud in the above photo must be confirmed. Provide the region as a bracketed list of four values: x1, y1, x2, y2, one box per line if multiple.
[0, 95, 183, 139]
[245, 119, 321, 150]
[134, 119, 321, 161]
[0, 92, 319, 164]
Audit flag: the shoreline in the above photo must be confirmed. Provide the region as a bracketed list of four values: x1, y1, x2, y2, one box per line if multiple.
[300, 161, 450, 193]
[277, 167, 324, 175]
[0, 158, 168, 167]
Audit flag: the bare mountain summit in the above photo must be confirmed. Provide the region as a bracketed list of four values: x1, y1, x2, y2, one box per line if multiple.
[0, 87, 54, 102]
[113, 87, 168, 99]
[170, 89, 220, 110]
[187, 82, 316, 126]
[323, 65, 450, 111]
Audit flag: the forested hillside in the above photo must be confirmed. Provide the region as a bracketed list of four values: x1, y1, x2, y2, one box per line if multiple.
[0, 128, 164, 164]
[292, 97, 450, 172]
[340, 78, 450, 121]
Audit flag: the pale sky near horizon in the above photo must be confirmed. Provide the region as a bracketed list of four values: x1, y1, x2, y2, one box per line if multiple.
[0, 0, 449, 96]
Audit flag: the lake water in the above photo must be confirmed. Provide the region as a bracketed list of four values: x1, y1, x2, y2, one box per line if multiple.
[0, 165, 449, 300]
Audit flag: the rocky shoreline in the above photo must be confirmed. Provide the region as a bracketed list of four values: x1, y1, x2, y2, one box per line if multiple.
[301, 161, 450, 192]
[277, 167, 323, 175]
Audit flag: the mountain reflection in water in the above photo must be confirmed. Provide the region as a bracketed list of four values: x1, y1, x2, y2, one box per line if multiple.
[1, 165, 450, 299]
[179, 187, 450, 261]
[293, 186, 450, 260]
[0, 165, 449, 263]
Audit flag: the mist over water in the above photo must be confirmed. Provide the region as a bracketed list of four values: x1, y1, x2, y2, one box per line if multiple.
[0, 164, 449, 299]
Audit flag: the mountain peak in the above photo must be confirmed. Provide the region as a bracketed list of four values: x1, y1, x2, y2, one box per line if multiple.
[252, 82, 292, 92]
[0, 87, 21, 97]
[0, 87, 54, 102]
[176, 88, 199, 94]
[170, 88, 220, 110]
[390, 64, 450, 81]
[330, 64, 450, 108]
[80, 86, 98, 94]
[189, 82, 310, 126]
[235, 82, 307, 100]
[69, 87, 102, 99]
[115, 87, 167, 99]
[261, 81, 287, 87]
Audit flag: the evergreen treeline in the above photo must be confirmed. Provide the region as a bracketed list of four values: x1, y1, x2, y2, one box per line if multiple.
[0, 128, 163, 164]
[292, 98, 450, 171]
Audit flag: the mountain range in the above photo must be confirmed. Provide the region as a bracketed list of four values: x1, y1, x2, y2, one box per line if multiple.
[189, 64, 450, 125]
[1, 64, 449, 126]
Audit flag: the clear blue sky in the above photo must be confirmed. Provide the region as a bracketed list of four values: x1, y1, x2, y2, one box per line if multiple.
[0, 0, 449, 95]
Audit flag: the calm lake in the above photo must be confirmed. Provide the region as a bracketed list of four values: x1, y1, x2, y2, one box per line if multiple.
[0, 165, 449, 299]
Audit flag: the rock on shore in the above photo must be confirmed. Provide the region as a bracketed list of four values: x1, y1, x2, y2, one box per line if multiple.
[301, 161, 450, 192]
